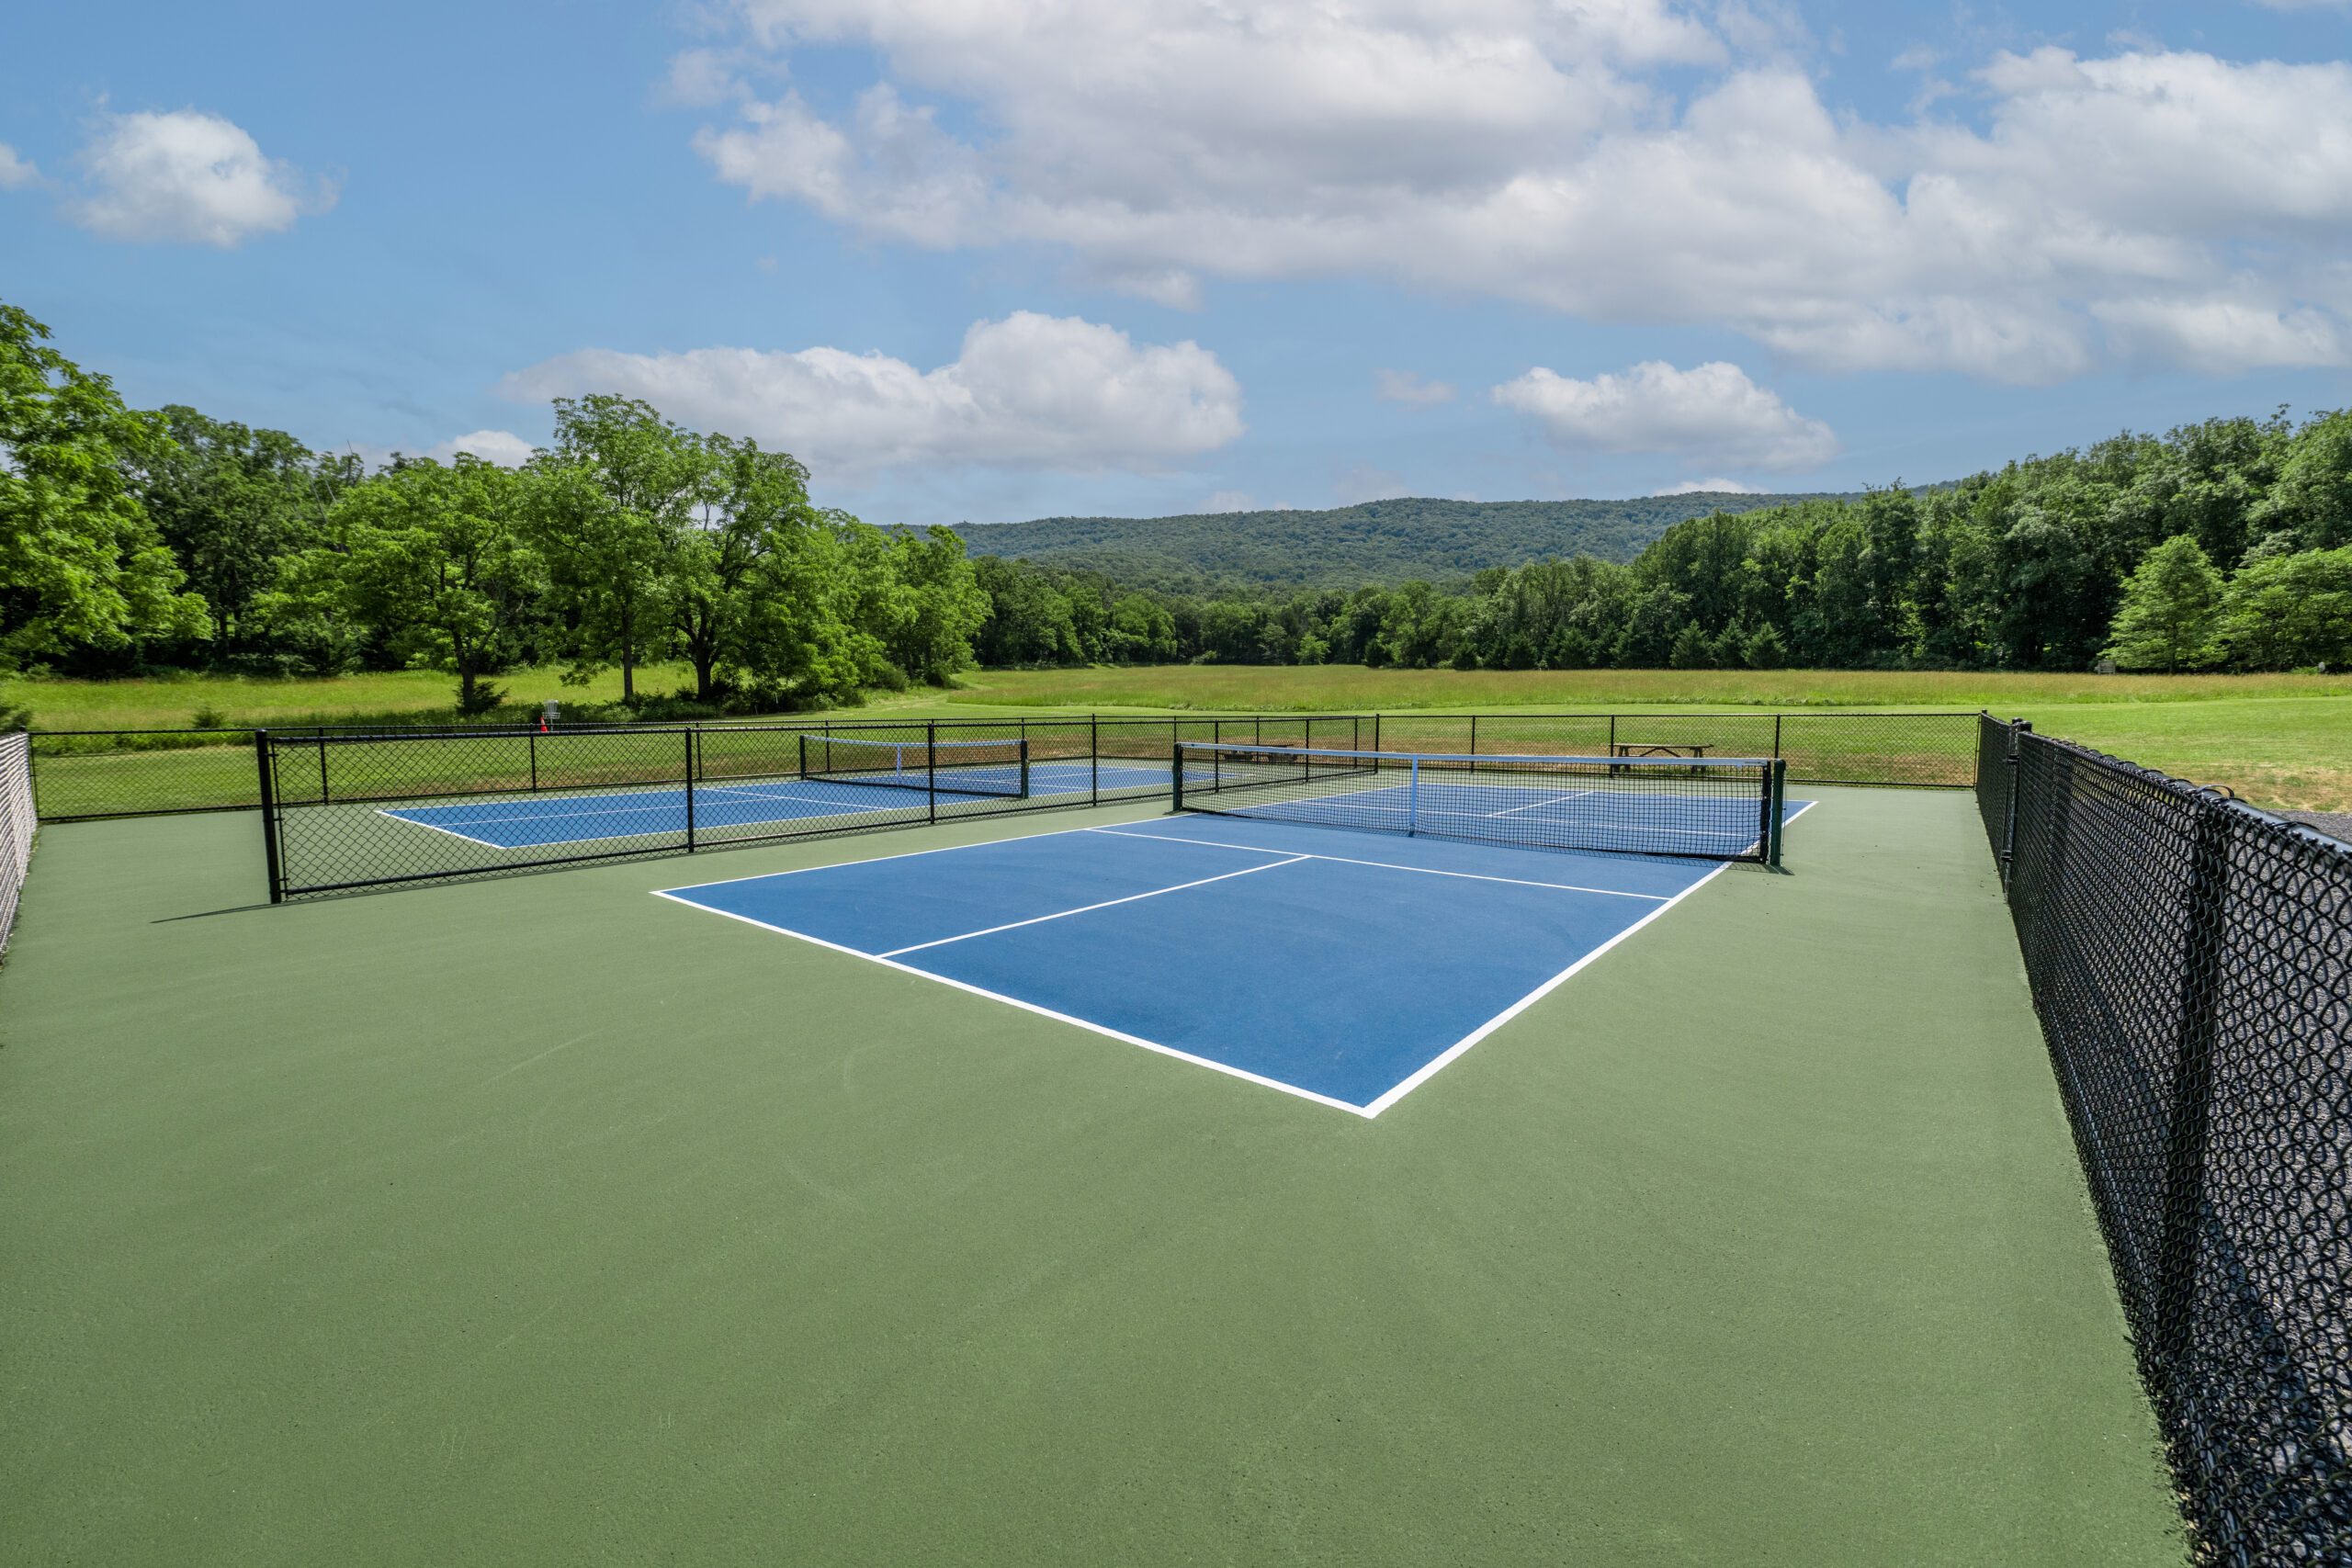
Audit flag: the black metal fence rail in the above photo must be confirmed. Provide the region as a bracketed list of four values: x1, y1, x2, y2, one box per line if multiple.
[258, 716, 1373, 899]
[37, 709, 1980, 823]
[1976, 716, 2351, 1565]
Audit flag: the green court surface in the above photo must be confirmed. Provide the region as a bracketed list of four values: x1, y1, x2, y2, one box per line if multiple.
[0, 791, 2182, 1566]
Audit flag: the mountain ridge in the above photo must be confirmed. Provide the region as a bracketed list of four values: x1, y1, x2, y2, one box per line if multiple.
[946, 491, 1857, 592]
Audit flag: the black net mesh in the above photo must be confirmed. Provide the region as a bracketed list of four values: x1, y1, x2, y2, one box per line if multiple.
[1174, 741, 1781, 863]
[1976, 715, 2352, 1564]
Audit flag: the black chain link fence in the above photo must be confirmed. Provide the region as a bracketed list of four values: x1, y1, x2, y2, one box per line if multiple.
[31, 709, 1978, 824]
[1977, 715, 2351, 1565]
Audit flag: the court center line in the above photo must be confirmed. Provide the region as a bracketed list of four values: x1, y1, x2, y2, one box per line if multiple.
[875, 854, 1312, 957]
[1084, 827, 1671, 901]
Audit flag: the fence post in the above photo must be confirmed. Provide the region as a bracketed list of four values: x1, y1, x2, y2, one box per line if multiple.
[1772, 714, 1782, 760]
[317, 733, 330, 806]
[254, 729, 284, 904]
[684, 728, 697, 852]
[1170, 743, 1186, 812]
[2155, 799, 2230, 1390]
[1091, 714, 1099, 807]
[1608, 715, 1617, 755]
[928, 721, 938, 825]
[529, 728, 538, 794]
[1470, 715, 1477, 771]
[2001, 719, 2030, 889]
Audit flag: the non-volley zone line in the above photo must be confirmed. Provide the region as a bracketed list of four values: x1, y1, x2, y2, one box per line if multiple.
[651, 813, 1772, 1114]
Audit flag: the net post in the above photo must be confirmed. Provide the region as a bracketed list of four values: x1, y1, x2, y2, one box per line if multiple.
[927, 721, 938, 824]
[254, 729, 284, 904]
[1018, 739, 1031, 800]
[1170, 742, 1186, 812]
[1766, 758, 1786, 868]
[684, 728, 697, 852]
[1407, 756, 1419, 835]
[1469, 714, 1477, 772]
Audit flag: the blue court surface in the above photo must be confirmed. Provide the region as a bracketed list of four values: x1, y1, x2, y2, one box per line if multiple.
[653, 805, 1810, 1116]
[378, 761, 1171, 850]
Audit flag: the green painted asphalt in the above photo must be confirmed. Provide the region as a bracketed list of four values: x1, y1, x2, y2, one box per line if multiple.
[0, 791, 2180, 1565]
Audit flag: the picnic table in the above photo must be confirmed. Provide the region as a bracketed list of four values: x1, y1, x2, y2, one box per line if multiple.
[1611, 741, 1712, 758]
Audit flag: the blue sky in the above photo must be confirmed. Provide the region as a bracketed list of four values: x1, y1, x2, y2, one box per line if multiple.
[5, 0, 2350, 525]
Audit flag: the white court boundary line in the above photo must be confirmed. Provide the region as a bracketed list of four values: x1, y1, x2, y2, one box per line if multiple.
[877, 855, 1308, 957]
[647, 889, 1375, 1117]
[1084, 826, 1669, 900]
[650, 797, 1819, 1116]
[373, 777, 932, 847]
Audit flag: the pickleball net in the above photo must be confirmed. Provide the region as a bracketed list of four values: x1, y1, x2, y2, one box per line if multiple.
[1171, 741, 1786, 864]
[799, 733, 1030, 799]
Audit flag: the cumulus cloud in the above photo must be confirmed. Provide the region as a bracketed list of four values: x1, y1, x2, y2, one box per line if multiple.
[1200, 491, 1258, 513]
[0, 145, 40, 190]
[1491, 361, 1839, 471]
[65, 110, 334, 246]
[1374, 368, 1455, 408]
[1653, 477, 1768, 495]
[678, 4, 2352, 380]
[498, 311, 1243, 480]
[431, 430, 537, 467]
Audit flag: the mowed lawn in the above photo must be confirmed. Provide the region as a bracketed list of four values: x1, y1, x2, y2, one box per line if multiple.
[0, 791, 2181, 1566]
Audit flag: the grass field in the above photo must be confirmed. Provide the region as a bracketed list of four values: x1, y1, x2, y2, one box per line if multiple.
[937, 669, 2352, 813]
[0, 792, 2183, 1565]
[17, 664, 2350, 812]
[942, 665, 2352, 713]
[1, 663, 718, 732]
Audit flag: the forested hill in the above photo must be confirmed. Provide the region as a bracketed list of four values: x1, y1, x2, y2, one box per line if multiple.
[950, 493, 1852, 592]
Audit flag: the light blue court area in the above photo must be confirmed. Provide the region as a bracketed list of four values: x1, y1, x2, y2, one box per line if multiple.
[378, 761, 1175, 850]
[654, 807, 1810, 1115]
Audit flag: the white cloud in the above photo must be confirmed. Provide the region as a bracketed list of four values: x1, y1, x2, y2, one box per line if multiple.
[1374, 368, 1455, 408]
[1334, 461, 1411, 504]
[65, 110, 333, 246]
[1200, 491, 1257, 513]
[431, 430, 537, 467]
[498, 311, 1244, 481]
[1492, 361, 1838, 471]
[1653, 477, 1768, 494]
[0, 145, 40, 190]
[680, 6, 2352, 381]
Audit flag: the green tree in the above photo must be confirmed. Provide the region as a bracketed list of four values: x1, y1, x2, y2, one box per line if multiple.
[129, 406, 325, 661]
[2101, 534, 2222, 672]
[666, 434, 822, 701]
[534, 396, 708, 700]
[2210, 546, 2352, 671]
[0, 301, 206, 667]
[277, 457, 542, 713]
[1668, 622, 1713, 669]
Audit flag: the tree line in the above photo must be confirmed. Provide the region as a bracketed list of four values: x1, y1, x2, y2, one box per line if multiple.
[2, 302, 986, 717]
[6, 294, 2348, 725]
[971, 415, 2352, 673]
